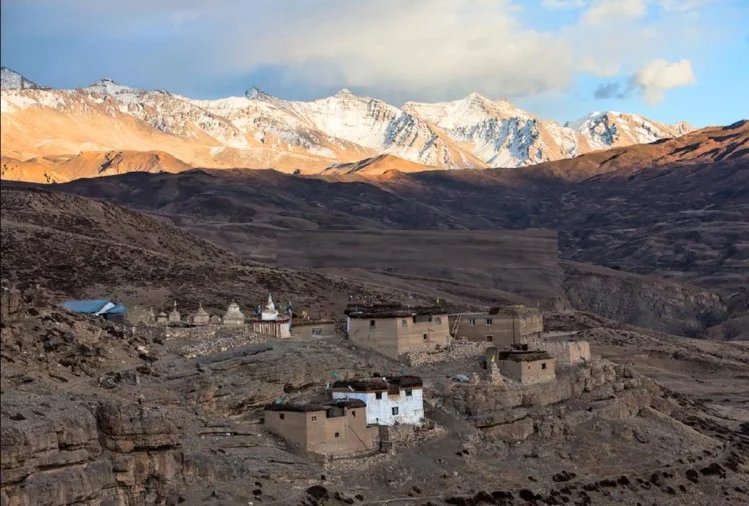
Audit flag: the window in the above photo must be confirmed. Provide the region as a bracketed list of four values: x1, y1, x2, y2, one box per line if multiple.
[351, 410, 356, 417]
[401, 319, 408, 327]
[391, 407, 399, 416]
[405, 389, 412, 397]
[375, 392, 382, 400]
[423, 333, 428, 340]
[312, 328, 322, 336]
[486, 335, 493, 342]
[370, 320, 376, 328]
[542, 363, 547, 370]
[334, 432, 340, 438]
[279, 413, 285, 420]
[311, 416, 317, 421]
[469, 318, 476, 326]
[434, 317, 442, 325]
[486, 318, 493, 325]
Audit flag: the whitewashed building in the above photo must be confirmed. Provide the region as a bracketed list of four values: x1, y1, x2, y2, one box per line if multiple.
[331, 376, 424, 426]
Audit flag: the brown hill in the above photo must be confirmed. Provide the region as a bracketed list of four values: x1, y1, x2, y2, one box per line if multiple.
[1, 150, 191, 183]
[0, 186, 413, 315]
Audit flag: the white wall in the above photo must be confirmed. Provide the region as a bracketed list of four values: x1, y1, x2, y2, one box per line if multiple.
[332, 388, 424, 426]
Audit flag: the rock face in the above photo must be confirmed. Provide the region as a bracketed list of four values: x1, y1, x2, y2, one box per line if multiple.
[446, 359, 662, 442]
[1, 397, 187, 505]
[1, 396, 119, 505]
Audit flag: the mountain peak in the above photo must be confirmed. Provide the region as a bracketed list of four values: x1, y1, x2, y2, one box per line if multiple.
[85, 78, 135, 95]
[1, 66, 43, 91]
[246, 87, 271, 100]
[335, 88, 355, 97]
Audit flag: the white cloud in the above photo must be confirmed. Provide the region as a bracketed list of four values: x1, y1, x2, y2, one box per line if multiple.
[633, 58, 696, 105]
[581, 0, 647, 25]
[227, 0, 576, 100]
[542, 0, 587, 8]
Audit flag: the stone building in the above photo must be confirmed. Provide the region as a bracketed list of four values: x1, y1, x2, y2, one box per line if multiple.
[449, 305, 543, 346]
[263, 399, 378, 456]
[223, 302, 246, 326]
[156, 312, 168, 325]
[345, 304, 451, 358]
[291, 319, 337, 339]
[331, 376, 424, 426]
[494, 348, 555, 385]
[168, 302, 181, 325]
[189, 303, 210, 326]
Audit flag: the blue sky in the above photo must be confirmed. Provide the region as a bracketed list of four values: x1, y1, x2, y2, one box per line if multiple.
[1, 0, 747, 126]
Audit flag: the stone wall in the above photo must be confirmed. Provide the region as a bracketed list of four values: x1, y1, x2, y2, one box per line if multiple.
[535, 340, 591, 365]
[402, 341, 489, 366]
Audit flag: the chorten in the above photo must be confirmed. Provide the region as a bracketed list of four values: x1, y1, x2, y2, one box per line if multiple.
[223, 302, 246, 326]
[168, 301, 181, 325]
[261, 293, 279, 321]
[191, 303, 210, 326]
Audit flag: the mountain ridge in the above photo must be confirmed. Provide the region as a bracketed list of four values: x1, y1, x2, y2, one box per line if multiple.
[1, 67, 696, 182]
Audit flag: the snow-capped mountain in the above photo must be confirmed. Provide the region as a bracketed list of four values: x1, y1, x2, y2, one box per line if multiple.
[404, 94, 691, 167]
[1, 67, 43, 91]
[1, 68, 693, 180]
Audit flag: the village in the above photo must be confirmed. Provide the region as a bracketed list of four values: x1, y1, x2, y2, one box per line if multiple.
[61, 293, 594, 462]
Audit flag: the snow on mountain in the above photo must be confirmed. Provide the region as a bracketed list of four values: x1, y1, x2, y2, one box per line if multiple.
[80, 79, 250, 148]
[405, 94, 693, 167]
[571, 111, 692, 150]
[1, 67, 43, 91]
[1, 67, 693, 174]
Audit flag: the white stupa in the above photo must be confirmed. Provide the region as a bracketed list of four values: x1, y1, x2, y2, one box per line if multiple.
[261, 293, 279, 321]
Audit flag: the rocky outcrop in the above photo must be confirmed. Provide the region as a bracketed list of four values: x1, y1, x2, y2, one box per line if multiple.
[0, 398, 187, 506]
[562, 262, 727, 336]
[446, 360, 667, 442]
[0, 396, 120, 506]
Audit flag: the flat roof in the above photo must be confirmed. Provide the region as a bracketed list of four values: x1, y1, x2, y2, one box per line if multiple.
[331, 375, 423, 392]
[264, 398, 366, 412]
[497, 350, 553, 362]
[291, 319, 335, 327]
[345, 304, 447, 319]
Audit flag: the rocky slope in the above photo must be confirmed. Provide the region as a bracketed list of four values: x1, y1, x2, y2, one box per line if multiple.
[2, 289, 747, 505]
[0, 186, 415, 317]
[1, 67, 692, 181]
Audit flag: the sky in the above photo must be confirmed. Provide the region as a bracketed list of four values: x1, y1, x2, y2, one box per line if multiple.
[1, 0, 747, 126]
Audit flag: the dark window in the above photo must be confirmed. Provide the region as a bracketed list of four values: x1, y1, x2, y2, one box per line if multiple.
[312, 328, 322, 336]
[401, 319, 408, 327]
[351, 410, 356, 417]
[542, 363, 547, 370]
[405, 389, 412, 397]
[334, 432, 340, 438]
[469, 318, 476, 326]
[486, 318, 493, 325]
[279, 413, 285, 420]
[423, 333, 428, 340]
[370, 320, 376, 328]
[434, 317, 442, 325]
[391, 407, 399, 415]
[311, 416, 317, 421]
[375, 392, 382, 400]
[486, 335, 493, 342]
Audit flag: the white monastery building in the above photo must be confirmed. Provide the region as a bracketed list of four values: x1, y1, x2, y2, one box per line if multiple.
[330, 376, 424, 426]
